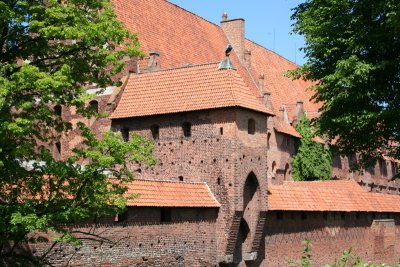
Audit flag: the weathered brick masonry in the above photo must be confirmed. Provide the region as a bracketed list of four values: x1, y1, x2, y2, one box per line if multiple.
[26, 0, 400, 266]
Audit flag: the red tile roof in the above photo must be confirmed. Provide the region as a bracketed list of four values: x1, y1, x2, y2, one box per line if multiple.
[268, 180, 400, 212]
[245, 40, 322, 123]
[114, 0, 229, 69]
[125, 179, 220, 208]
[111, 63, 273, 119]
[273, 118, 301, 138]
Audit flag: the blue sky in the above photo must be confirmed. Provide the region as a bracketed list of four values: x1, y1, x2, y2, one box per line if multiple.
[168, 0, 306, 65]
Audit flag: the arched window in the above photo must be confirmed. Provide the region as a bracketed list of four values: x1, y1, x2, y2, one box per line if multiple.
[272, 161, 276, 174]
[121, 128, 129, 142]
[248, 118, 255, 135]
[267, 132, 271, 149]
[89, 100, 99, 113]
[182, 122, 191, 137]
[54, 105, 62, 116]
[284, 163, 290, 180]
[151, 124, 159, 140]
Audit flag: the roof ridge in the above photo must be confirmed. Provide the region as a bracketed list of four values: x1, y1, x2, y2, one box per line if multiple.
[246, 38, 300, 67]
[165, 1, 222, 29]
[135, 61, 220, 75]
[133, 178, 207, 185]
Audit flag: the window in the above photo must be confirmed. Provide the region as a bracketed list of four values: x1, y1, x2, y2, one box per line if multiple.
[182, 122, 191, 137]
[367, 163, 376, 175]
[54, 105, 62, 116]
[160, 208, 171, 222]
[348, 153, 357, 169]
[55, 142, 61, 161]
[379, 159, 388, 177]
[89, 100, 99, 113]
[332, 152, 342, 169]
[248, 118, 255, 135]
[220, 127, 224, 135]
[267, 132, 271, 149]
[121, 128, 129, 142]
[391, 162, 398, 176]
[151, 124, 159, 140]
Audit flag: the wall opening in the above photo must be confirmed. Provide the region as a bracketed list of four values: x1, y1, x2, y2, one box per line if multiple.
[151, 124, 159, 140]
[182, 122, 191, 137]
[248, 118, 255, 135]
[121, 128, 129, 142]
[54, 105, 62, 117]
[89, 100, 99, 113]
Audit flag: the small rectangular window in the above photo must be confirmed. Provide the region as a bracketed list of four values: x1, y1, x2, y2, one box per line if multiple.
[121, 128, 129, 142]
[182, 122, 191, 137]
[151, 124, 159, 140]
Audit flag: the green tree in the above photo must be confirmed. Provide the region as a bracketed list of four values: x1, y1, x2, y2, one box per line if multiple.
[0, 0, 153, 265]
[290, 0, 400, 169]
[292, 114, 332, 181]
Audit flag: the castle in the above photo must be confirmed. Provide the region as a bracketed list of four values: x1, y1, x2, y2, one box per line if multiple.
[32, 0, 400, 266]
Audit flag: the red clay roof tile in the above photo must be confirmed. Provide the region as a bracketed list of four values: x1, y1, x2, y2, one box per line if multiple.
[110, 63, 273, 119]
[125, 179, 220, 208]
[268, 180, 400, 212]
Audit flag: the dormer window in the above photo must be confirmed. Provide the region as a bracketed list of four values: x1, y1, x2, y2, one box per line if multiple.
[89, 100, 99, 113]
[182, 122, 191, 137]
[151, 124, 159, 140]
[54, 105, 62, 116]
[248, 119, 255, 135]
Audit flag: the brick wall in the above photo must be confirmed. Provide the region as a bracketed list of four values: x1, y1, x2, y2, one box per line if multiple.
[111, 107, 269, 260]
[29, 207, 218, 267]
[261, 211, 400, 266]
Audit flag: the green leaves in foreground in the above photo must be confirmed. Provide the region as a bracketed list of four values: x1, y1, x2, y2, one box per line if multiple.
[0, 0, 150, 265]
[290, 0, 400, 168]
[292, 114, 332, 181]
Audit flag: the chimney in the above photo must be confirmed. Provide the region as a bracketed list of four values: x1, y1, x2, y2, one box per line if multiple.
[222, 12, 228, 22]
[220, 13, 245, 63]
[123, 56, 139, 74]
[244, 49, 251, 69]
[258, 73, 265, 91]
[292, 100, 304, 127]
[262, 91, 271, 106]
[280, 105, 289, 123]
[146, 50, 161, 72]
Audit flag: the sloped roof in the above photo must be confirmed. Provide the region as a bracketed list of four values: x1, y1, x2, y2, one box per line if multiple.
[114, 0, 228, 69]
[111, 63, 273, 119]
[125, 179, 220, 208]
[245, 40, 322, 122]
[268, 180, 400, 212]
[273, 118, 301, 138]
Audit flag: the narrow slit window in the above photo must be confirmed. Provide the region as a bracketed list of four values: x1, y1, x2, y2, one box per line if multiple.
[182, 122, 191, 137]
[248, 119, 255, 135]
[151, 124, 159, 140]
[121, 128, 129, 142]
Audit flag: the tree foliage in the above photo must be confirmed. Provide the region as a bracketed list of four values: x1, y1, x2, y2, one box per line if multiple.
[0, 0, 153, 265]
[290, 0, 400, 168]
[292, 114, 332, 181]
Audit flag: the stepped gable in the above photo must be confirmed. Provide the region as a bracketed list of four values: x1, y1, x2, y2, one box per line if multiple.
[125, 179, 220, 208]
[114, 0, 229, 69]
[110, 63, 273, 119]
[268, 180, 400, 212]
